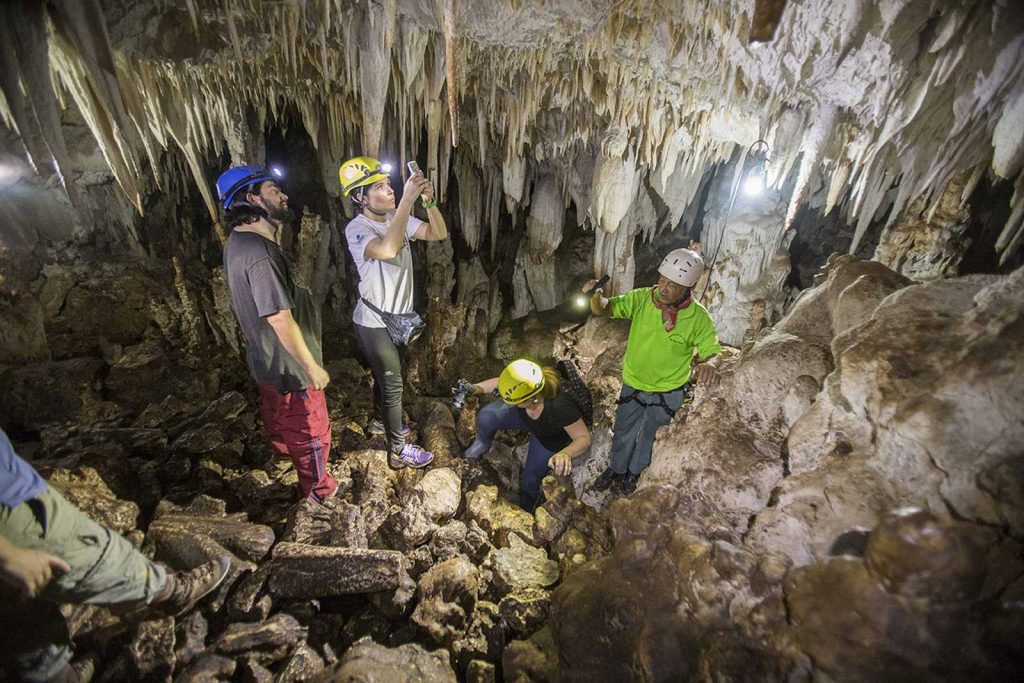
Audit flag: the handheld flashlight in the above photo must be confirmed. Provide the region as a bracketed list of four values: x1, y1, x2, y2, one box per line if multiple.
[576, 274, 610, 308]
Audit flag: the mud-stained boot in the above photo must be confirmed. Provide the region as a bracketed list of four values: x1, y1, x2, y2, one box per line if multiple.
[592, 467, 619, 491]
[620, 472, 640, 495]
[154, 556, 230, 617]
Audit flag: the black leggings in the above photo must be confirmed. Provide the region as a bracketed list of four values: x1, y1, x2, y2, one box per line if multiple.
[353, 323, 405, 453]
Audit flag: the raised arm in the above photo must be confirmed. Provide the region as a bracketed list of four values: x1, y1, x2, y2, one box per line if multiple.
[364, 173, 429, 260]
[413, 176, 448, 241]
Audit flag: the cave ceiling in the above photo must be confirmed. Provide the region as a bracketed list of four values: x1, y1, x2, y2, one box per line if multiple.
[1, 0, 1023, 264]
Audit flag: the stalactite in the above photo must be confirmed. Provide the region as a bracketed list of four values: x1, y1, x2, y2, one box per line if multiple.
[0, 0, 1021, 274]
[437, 0, 459, 147]
[525, 174, 565, 262]
[0, 2, 81, 206]
[590, 129, 640, 235]
[359, 2, 395, 158]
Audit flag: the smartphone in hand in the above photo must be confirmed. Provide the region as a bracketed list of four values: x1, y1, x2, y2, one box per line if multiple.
[407, 160, 421, 176]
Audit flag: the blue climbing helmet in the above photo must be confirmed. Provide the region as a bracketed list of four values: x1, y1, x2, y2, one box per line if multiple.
[215, 165, 275, 210]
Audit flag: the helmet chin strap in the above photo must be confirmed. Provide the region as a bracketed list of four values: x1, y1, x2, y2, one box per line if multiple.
[355, 188, 388, 217]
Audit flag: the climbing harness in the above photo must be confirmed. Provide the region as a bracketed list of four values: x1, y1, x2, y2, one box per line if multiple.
[615, 382, 695, 419]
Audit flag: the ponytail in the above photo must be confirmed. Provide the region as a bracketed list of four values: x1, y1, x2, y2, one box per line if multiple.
[540, 365, 561, 400]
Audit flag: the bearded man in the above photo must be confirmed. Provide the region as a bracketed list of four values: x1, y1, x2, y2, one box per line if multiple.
[216, 165, 338, 503]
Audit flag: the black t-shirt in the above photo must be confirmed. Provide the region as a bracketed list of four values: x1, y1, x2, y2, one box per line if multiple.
[516, 392, 583, 452]
[223, 230, 322, 393]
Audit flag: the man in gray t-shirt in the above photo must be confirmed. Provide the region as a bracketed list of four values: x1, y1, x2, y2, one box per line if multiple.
[224, 231, 323, 393]
[216, 165, 338, 502]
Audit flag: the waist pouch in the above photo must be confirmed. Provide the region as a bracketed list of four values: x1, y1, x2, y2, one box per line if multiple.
[361, 298, 426, 346]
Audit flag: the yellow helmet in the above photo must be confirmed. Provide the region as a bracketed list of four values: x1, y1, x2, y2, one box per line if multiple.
[498, 359, 545, 405]
[339, 156, 391, 197]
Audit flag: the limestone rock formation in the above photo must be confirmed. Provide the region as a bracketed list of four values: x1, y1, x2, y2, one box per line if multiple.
[0, 0, 1022, 680]
[313, 637, 456, 682]
[411, 556, 481, 646]
[488, 535, 560, 594]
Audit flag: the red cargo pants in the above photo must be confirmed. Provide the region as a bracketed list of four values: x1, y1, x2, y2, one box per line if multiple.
[258, 385, 338, 501]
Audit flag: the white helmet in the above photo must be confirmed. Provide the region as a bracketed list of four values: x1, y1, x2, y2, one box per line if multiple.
[658, 248, 705, 287]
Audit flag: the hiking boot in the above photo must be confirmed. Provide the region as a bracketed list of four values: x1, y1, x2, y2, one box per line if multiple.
[620, 473, 640, 495]
[367, 419, 411, 438]
[154, 556, 230, 617]
[389, 443, 433, 469]
[592, 467, 619, 491]
[463, 438, 490, 460]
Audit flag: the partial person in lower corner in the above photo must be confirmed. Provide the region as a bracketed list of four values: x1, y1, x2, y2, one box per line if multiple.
[216, 165, 338, 502]
[457, 360, 592, 512]
[0, 428, 229, 683]
[586, 248, 723, 494]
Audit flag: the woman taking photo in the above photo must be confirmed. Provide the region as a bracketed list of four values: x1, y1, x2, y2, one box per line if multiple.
[340, 156, 449, 469]
[461, 359, 592, 512]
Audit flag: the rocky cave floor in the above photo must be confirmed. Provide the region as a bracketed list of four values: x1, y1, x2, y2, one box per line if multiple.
[19, 357, 619, 682]
[4, 254, 1024, 682]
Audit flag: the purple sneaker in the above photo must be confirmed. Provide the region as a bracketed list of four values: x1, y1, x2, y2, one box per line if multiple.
[367, 419, 412, 438]
[389, 443, 433, 469]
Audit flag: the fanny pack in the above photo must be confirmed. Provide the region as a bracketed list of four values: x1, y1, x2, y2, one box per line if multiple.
[361, 297, 426, 346]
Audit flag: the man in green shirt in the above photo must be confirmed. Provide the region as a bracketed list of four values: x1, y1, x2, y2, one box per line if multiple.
[586, 248, 723, 494]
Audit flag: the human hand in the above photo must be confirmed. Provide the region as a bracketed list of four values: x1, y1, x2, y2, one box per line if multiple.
[548, 452, 573, 477]
[693, 361, 718, 387]
[419, 178, 436, 203]
[583, 280, 605, 303]
[403, 172, 429, 201]
[451, 379, 476, 411]
[306, 364, 331, 391]
[0, 547, 70, 599]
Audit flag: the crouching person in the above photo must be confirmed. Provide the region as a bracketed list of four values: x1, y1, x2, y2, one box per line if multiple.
[0, 429, 229, 682]
[457, 360, 591, 512]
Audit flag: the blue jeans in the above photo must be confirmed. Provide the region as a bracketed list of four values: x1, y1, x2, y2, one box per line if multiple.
[609, 383, 687, 476]
[473, 401, 556, 512]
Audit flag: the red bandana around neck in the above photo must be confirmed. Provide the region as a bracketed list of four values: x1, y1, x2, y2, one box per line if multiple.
[651, 287, 692, 331]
